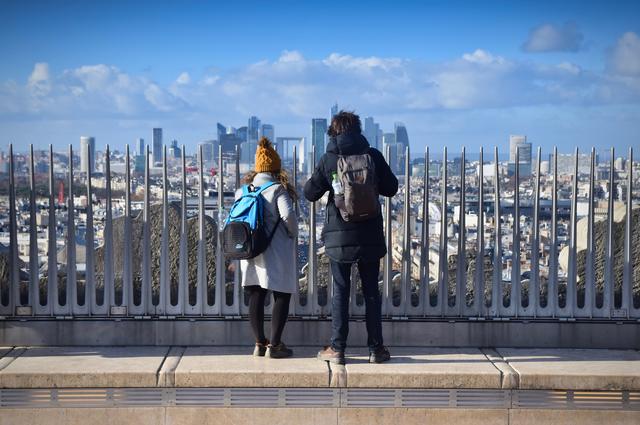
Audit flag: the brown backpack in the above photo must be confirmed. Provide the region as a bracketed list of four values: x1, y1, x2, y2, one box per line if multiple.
[334, 150, 379, 222]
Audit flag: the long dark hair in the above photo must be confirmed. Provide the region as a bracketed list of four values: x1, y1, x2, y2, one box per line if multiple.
[242, 169, 298, 202]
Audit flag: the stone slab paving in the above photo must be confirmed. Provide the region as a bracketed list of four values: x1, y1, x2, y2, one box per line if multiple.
[344, 347, 502, 388]
[174, 346, 330, 387]
[0, 346, 170, 388]
[496, 348, 640, 390]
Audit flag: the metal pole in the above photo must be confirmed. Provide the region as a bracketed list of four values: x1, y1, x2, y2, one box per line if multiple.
[142, 145, 151, 315]
[531, 147, 541, 317]
[197, 144, 206, 315]
[123, 144, 132, 311]
[401, 146, 411, 315]
[308, 144, 317, 315]
[383, 144, 392, 316]
[420, 147, 429, 315]
[548, 146, 558, 316]
[604, 147, 615, 316]
[8, 144, 19, 315]
[85, 144, 95, 314]
[475, 147, 485, 316]
[622, 147, 633, 317]
[439, 147, 448, 316]
[159, 145, 169, 314]
[455, 147, 465, 316]
[46, 144, 57, 315]
[512, 145, 521, 316]
[178, 145, 187, 314]
[28, 145, 38, 313]
[491, 147, 501, 317]
[104, 145, 113, 314]
[66, 145, 77, 314]
[216, 145, 227, 314]
[584, 147, 595, 317]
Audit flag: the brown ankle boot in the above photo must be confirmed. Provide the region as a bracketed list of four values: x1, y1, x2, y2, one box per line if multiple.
[317, 346, 345, 365]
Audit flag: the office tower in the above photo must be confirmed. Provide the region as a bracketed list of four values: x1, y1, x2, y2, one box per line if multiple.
[330, 102, 339, 119]
[364, 117, 379, 150]
[217, 123, 227, 141]
[152, 128, 163, 165]
[199, 141, 216, 165]
[220, 133, 244, 154]
[134, 155, 146, 173]
[508, 135, 532, 177]
[382, 133, 398, 174]
[80, 136, 95, 173]
[260, 124, 275, 142]
[136, 138, 145, 156]
[236, 126, 248, 143]
[170, 140, 181, 159]
[311, 118, 327, 164]
[248, 116, 261, 142]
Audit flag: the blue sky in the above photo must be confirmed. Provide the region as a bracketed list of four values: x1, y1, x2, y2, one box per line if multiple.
[1, 0, 639, 154]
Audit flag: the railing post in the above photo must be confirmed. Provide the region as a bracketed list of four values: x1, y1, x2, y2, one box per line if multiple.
[491, 147, 501, 317]
[530, 147, 541, 318]
[217, 145, 231, 315]
[292, 145, 299, 317]
[623, 147, 634, 318]
[28, 145, 38, 314]
[439, 147, 448, 316]
[604, 147, 615, 317]
[103, 145, 113, 315]
[7, 144, 19, 316]
[123, 144, 132, 313]
[548, 146, 558, 317]
[401, 146, 411, 316]
[420, 147, 429, 316]
[141, 145, 151, 315]
[45, 144, 56, 316]
[308, 144, 317, 316]
[475, 147, 485, 316]
[196, 145, 208, 315]
[85, 144, 95, 315]
[174, 144, 187, 316]
[67, 144, 77, 316]
[579, 147, 595, 318]
[510, 145, 521, 317]
[383, 144, 393, 316]
[158, 145, 169, 315]
[234, 144, 242, 313]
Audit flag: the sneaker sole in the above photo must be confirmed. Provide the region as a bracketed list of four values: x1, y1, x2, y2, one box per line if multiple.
[318, 355, 345, 365]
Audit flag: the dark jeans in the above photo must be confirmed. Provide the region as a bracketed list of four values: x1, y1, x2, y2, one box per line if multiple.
[330, 259, 383, 352]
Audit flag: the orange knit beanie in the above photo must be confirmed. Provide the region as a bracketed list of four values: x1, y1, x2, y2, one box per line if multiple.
[254, 137, 281, 172]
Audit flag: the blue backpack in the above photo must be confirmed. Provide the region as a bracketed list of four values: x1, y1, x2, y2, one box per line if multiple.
[222, 182, 281, 260]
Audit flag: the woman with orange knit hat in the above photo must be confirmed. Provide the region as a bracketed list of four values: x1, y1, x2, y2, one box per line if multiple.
[239, 137, 298, 358]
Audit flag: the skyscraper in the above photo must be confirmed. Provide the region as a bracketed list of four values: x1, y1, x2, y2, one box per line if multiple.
[170, 140, 181, 159]
[260, 124, 275, 142]
[394, 123, 409, 174]
[216, 123, 226, 142]
[248, 116, 261, 142]
[311, 118, 327, 164]
[364, 117, 380, 150]
[80, 136, 95, 173]
[330, 102, 338, 119]
[508, 135, 532, 177]
[199, 141, 216, 165]
[152, 128, 163, 165]
[382, 133, 398, 174]
[136, 138, 145, 156]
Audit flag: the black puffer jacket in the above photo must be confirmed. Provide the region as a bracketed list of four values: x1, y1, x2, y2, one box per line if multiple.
[303, 132, 398, 263]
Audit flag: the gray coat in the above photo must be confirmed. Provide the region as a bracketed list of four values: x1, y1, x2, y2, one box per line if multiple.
[238, 172, 298, 294]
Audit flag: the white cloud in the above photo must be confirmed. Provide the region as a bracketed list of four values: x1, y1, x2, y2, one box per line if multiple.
[176, 72, 190, 85]
[608, 32, 640, 76]
[27, 62, 51, 96]
[522, 22, 584, 52]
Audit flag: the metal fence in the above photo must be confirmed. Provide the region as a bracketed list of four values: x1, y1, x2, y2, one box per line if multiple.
[1, 143, 637, 320]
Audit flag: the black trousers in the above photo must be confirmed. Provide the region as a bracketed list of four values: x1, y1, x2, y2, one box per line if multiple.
[246, 286, 291, 346]
[330, 259, 383, 352]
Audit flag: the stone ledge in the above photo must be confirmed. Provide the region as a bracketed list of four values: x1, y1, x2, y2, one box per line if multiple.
[496, 348, 640, 390]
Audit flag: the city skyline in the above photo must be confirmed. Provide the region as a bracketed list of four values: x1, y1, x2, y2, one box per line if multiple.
[0, 1, 639, 152]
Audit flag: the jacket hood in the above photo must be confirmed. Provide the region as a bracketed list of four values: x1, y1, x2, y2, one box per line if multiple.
[326, 132, 370, 155]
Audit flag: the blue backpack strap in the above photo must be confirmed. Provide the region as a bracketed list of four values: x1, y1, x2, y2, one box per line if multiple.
[253, 181, 278, 194]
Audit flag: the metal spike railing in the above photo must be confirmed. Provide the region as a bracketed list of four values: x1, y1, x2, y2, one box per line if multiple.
[1, 143, 637, 320]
